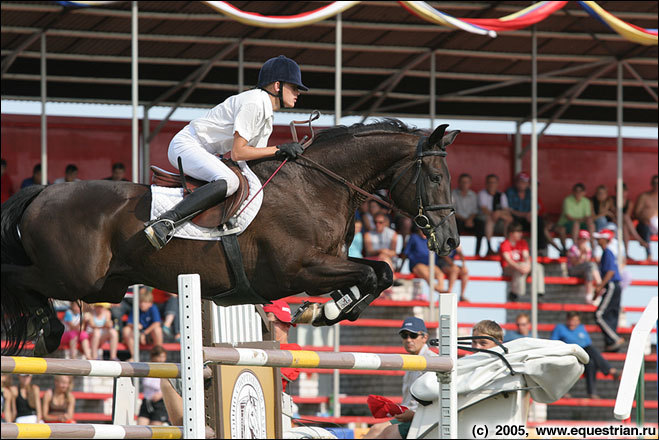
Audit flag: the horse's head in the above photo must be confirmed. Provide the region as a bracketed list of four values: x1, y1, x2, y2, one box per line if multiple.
[389, 124, 460, 255]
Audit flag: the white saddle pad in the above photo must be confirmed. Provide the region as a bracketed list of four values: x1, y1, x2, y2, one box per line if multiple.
[149, 162, 263, 240]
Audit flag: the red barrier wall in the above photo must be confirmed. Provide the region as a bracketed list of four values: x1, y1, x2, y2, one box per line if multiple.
[1, 114, 656, 215]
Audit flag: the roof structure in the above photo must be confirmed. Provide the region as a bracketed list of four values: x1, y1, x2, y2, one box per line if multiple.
[1, 1, 657, 126]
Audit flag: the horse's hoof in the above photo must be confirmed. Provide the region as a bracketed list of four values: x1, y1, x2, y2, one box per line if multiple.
[34, 336, 48, 357]
[291, 301, 321, 325]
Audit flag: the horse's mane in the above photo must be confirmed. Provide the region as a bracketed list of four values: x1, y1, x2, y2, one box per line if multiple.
[312, 118, 425, 145]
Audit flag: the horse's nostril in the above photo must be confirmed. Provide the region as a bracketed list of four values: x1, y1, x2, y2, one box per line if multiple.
[447, 237, 459, 249]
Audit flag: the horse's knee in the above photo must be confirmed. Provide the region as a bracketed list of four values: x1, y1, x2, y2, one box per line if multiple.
[374, 262, 394, 290]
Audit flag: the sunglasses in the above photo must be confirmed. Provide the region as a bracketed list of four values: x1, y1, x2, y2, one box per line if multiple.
[400, 332, 421, 340]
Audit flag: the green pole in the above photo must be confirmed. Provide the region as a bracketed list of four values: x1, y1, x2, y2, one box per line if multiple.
[634, 361, 645, 427]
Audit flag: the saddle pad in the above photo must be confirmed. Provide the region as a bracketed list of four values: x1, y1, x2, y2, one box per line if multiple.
[149, 162, 263, 240]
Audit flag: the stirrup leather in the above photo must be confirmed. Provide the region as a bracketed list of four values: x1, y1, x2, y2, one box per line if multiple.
[144, 218, 176, 249]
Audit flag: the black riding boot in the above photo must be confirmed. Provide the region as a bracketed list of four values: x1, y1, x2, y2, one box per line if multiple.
[145, 180, 228, 250]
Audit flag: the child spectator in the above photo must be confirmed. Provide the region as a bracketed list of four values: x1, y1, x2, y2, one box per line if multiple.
[363, 213, 398, 272]
[437, 245, 469, 302]
[53, 164, 80, 184]
[156, 290, 180, 342]
[122, 287, 163, 361]
[138, 345, 170, 425]
[452, 173, 485, 255]
[551, 312, 620, 399]
[591, 185, 615, 232]
[592, 229, 625, 352]
[503, 313, 531, 342]
[403, 227, 446, 294]
[2, 374, 15, 422]
[88, 303, 119, 360]
[11, 374, 41, 423]
[348, 218, 364, 258]
[61, 301, 92, 360]
[478, 173, 513, 256]
[633, 175, 658, 260]
[41, 375, 75, 423]
[1, 158, 15, 204]
[567, 230, 602, 304]
[471, 320, 503, 350]
[104, 162, 130, 181]
[556, 183, 595, 252]
[500, 223, 530, 302]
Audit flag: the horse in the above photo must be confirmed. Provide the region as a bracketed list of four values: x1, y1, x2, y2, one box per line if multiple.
[1, 119, 460, 356]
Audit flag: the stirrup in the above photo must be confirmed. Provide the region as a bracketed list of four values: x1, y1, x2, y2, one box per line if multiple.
[144, 219, 176, 250]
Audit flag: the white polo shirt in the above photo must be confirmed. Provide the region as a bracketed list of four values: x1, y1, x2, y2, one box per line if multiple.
[402, 344, 435, 411]
[187, 88, 274, 155]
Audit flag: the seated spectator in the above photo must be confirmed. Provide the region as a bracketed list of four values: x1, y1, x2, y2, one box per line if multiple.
[567, 230, 601, 304]
[2, 374, 15, 422]
[61, 301, 92, 360]
[41, 375, 75, 423]
[264, 300, 300, 392]
[591, 185, 615, 232]
[500, 222, 530, 302]
[1, 158, 15, 204]
[122, 287, 163, 361]
[156, 290, 180, 342]
[53, 164, 80, 184]
[503, 313, 531, 342]
[11, 374, 41, 423]
[437, 245, 469, 302]
[618, 182, 649, 258]
[633, 175, 657, 260]
[105, 162, 130, 181]
[452, 173, 485, 255]
[478, 174, 513, 256]
[138, 345, 170, 425]
[403, 227, 446, 294]
[362, 199, 384, 232]
[348, 218, 364, 258]
[555, 183, 595, 252]
[363, 213, 398, 272]
[88, 303, 119, 360]
[364, 317, 434, 440]
[21, 163, 48, 188]
[551, 312, 619, 399]
[394, 216, 413, 271]
[471, 319, 504, 350]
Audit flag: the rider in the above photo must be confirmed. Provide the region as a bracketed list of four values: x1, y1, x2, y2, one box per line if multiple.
[144, 55, 308, 250]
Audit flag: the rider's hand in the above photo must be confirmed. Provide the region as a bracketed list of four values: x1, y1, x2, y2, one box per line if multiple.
[275, 142, 304, 160]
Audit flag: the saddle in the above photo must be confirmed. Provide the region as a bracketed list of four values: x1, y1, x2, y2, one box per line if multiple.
[150, 159, 250, 228]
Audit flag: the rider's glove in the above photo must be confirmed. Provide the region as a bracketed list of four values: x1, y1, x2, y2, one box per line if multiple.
[275, 142, 304, 160]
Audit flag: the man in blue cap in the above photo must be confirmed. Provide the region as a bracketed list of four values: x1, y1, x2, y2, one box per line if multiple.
[364, 316, 434, 439]
[145, 55, 308, 250]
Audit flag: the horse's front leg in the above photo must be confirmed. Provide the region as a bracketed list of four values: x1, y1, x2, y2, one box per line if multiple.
[289, 255, 392, 326]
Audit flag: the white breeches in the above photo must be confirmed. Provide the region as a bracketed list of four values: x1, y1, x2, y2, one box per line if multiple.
[168, 129, 240, 196]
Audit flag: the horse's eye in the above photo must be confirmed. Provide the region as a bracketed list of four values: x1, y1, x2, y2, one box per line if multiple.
[429, 174, 442, 184]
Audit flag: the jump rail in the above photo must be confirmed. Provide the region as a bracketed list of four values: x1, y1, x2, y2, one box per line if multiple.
[0, 423, 215, 439]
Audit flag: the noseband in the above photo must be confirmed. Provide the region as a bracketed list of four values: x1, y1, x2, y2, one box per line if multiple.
[389, 136, 455, 248]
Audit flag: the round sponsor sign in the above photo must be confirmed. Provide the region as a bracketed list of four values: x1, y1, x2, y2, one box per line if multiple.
[230, 370, 267, 439]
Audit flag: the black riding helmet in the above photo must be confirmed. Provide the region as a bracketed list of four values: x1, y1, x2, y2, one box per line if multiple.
[257, 55, 308, 108]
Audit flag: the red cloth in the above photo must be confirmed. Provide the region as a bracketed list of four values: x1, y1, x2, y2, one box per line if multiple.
[367, 395, 408, 419]
[151, 288, 172, 304]
[1, 173, 15, 203]
[280, 343, 301, 392]
[499, 238, 529, 269]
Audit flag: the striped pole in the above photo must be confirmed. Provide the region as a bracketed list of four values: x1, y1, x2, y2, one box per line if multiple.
[0, 423, 188, 439]
[203, 347, 452, 372]
[1, 356, 211, 379]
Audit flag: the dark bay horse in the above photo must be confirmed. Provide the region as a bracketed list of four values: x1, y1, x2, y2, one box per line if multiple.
[1, 119, 460, 356]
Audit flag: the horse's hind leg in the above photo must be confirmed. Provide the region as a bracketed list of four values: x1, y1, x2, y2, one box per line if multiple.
[343, 257, 393, 321]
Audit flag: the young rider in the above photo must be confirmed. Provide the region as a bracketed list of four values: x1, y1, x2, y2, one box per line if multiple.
[145, 55, 308, 249]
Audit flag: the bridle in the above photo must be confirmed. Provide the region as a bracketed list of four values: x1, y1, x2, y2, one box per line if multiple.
[389, 136, 455, 249]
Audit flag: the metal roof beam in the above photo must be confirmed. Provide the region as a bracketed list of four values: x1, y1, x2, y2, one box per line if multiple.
[622, 60, 659, 103]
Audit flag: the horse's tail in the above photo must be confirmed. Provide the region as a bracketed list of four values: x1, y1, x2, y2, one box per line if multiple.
[1, 185, 46, 355]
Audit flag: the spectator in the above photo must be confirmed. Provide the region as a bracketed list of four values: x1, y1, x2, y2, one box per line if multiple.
[2, 374, 15, 422]
[1, 158, 15, 204]
[53, 164, 80, 184]
[403, 227, 446, 294]
[122, 287, 163, 360]
[394, 216, 413, 271]
[157, 291, 180, 343]
[138, 345, 170, 425]
[500, 222, 546, 301]
[506, 172, 556, 255]
[551, 312, 620, 399]
[591, 185, 615, 232]
[555, 183, 595, 252]
[364, 317, 434, 440]
[478, 174, 513, 256]
[567, 230, 602, 304]
[11, 374, 41, 423]
[263, 300, 301, 392]
[41, 375, 75, 423]
[633, 175, 658, 260]
[105, 162, 130, 181]
[362, 199, 384, 232]
[503, 313, 531, 342]
[437, 245, 469, 302]
[592, 229, 625, 352]
[21, 164, 48, 188]
[363, 212, 398, 272]
[452, 173, 485, 255]
[88, 303, 119, 360]
[471, 319, 504, 350]
[348, 218, 364, 258]
[618, 182, 649, 258]
[61, 301, 92, 360]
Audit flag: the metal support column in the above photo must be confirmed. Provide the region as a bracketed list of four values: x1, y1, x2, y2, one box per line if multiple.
[616, 62, 624, 265]
[429, 252, 437, 336]
[131, 284, 139, 420]
[438, 293, 457, 439]
[530, 25, 539, 339]
[514, 122, 522, 176]
[142, 107, 149, 184]
[430, 50, 436, 127]
[131, 1, 139, 183]
[238, 40, 244, 93]
[40, 33, 47, 185]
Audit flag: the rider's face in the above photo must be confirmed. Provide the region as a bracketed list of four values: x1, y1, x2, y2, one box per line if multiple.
[280, 82, 300, 108]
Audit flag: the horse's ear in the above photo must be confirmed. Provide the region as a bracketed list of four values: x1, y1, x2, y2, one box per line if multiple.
[441, 130, 461, 149]
[428, 124, 449, 148]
